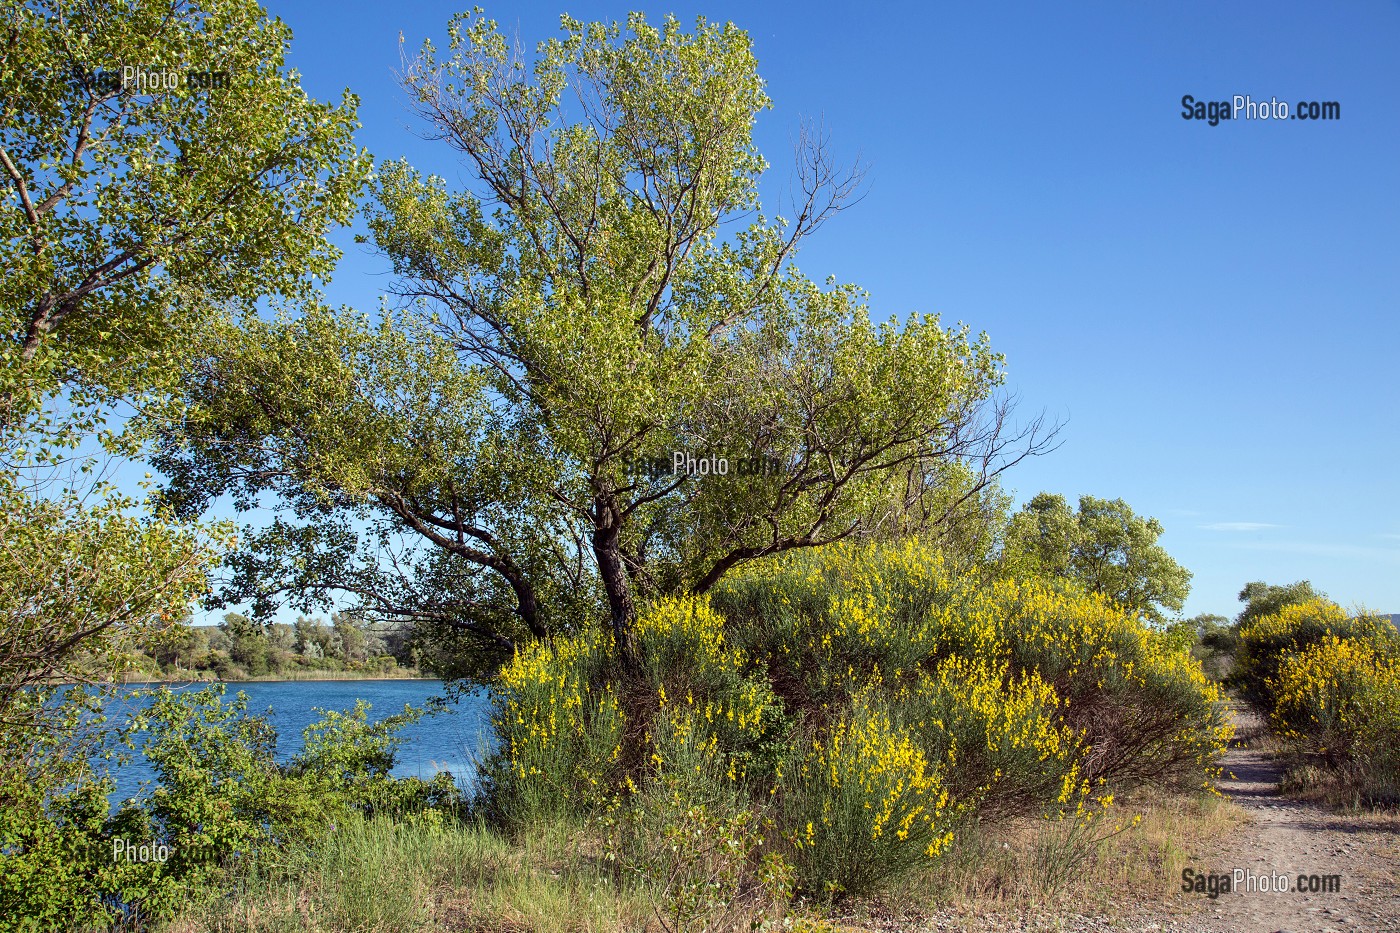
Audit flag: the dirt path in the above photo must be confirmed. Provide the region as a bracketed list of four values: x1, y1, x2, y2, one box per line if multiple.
[1167, 707, 1400, 933]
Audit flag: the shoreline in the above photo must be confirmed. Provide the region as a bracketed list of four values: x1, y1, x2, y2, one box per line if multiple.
[104, 672, 435, 685]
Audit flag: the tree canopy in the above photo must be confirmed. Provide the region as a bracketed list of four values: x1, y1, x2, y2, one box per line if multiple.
[1003, 492, 1191, 624]
[1235, 579, 1324, 630]
[0, 0, 366, 728]
[158, 11, 1052, 672]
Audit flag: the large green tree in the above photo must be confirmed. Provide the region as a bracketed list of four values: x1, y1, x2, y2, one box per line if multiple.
[159, 11, 1052, 671]
[1234, 579, 1323, 630]
[1003, 492, 1191, 624]
[1, 0, 364, 747]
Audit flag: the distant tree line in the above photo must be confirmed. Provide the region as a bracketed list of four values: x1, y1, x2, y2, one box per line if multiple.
[128, 612, 420, 680]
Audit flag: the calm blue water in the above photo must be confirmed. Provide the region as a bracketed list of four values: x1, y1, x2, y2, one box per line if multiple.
[99, 680, 495, 803]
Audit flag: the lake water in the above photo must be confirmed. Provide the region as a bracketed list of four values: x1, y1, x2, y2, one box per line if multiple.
[99, 680, 495, 803]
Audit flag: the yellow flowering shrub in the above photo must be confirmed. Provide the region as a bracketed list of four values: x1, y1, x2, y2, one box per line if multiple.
[781, 692, 957, 897]
[896, 656, 1079, 817]
[488, 597, 784, 827]
[984, 577, 1231, 791]
[1235, 598, 1396, 711]
[488, 539, 1230, 895]
[486, 626, 623, 824]
[1033, 763, 1143, 894]
[636, 596, 786, 784]
[634, 596, 746, 687]
[714, 539, 1230, 795]
[1270, 635, 1400, 779]
[603, 705, 794, 932]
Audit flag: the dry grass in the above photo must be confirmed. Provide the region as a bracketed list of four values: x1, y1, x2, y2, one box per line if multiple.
[830, 788, 1247, 930]
[1278, 761, 1400, 810]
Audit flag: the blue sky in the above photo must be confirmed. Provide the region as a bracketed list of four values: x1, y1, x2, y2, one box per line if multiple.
[250, 0, 1399, 619]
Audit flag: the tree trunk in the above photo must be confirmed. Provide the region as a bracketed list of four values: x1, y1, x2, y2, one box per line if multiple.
[591, 495, 637, 667]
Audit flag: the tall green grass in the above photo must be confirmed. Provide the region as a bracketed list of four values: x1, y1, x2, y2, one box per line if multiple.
[168, 813, 653, 933]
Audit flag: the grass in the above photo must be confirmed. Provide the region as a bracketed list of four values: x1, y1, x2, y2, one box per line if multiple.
[832, 788, 1247, 930]
[157, 789, 1245, 933]
[1278, 761, 1400, 810]
[163, 814, 654, 933]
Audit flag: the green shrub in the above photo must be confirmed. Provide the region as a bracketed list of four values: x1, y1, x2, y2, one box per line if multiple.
[0, 687, 184, 932]
[488, 539, 1228, 901]
[1269, 635, 1400, 800]
[779, 692, 957, 898]
[133, 686, 338, 882]
[0, 684, 460, 930]
[1233, 598, 1396, 711]
[288, 699, 460, 816]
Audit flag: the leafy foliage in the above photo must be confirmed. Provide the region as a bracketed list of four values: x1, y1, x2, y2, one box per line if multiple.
[0, 688, 174, 932]
[1, 3, 366, 898]
[0, 685, 459, 931]
[156, 11, 1051, 674]
[1, 0, 366, 396]
[1234, 579, 1325, 630]
[0, 479, 225, 725]
[1002, 493, 1191, 624]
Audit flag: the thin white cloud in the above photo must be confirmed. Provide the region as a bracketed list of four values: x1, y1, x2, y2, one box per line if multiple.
[1225, 539, 1400, 565]
[1379, 533, 1400, 541]
[1199, 522, 1280, 532]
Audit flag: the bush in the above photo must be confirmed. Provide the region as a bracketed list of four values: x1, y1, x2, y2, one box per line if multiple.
[1234, 598, 1396, 711]
[0, 685, 461, 930]
[484, 626, 624, 826]
[604, 706, 792, 931]
[0, 688, 181, 932]
[485, 596, 787, 830]
[780, 692, 957, 898]
[985, 577, 1230, 792]
[713, 541, 1230, 794]
[288, 699, 460, 816]
[487, 539, 1228, 900]
[1269, 635, 1400, 799]
[634, 597, 788, 786]
[134, 686, 337, 880]
[893, 655, 1078, 818]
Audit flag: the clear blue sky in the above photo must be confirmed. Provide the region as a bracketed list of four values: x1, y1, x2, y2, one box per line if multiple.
[252, 0, 1399, 619]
